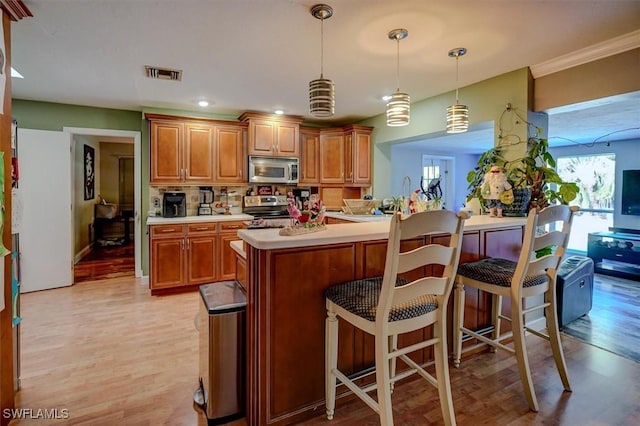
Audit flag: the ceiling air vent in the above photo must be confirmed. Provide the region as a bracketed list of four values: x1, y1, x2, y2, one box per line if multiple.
[144, 65, 182, 81]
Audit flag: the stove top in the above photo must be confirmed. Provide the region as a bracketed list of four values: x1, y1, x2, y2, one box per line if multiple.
[243, 195, 290, 218]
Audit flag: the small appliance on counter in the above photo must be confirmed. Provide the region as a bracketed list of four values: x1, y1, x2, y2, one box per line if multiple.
[162, 192, 186, 218]
[198, 187, 214, 216]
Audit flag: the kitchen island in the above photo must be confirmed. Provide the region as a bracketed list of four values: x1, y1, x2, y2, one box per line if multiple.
[237, 214, 527, 425]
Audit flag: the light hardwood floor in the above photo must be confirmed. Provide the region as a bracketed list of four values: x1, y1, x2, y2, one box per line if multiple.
[12, 276, 640, 425]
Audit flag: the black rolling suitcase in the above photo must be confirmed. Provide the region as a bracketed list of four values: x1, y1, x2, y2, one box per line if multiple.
[556, 256, 595, 327]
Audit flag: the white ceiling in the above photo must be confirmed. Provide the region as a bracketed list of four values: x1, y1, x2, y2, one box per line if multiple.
[9, 0, 640, 153]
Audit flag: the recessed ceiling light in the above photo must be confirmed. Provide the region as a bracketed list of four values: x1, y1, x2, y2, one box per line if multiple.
[274, 109, 284, 115]
[11, 67, 23, 79]
[198, 100, 209, 107]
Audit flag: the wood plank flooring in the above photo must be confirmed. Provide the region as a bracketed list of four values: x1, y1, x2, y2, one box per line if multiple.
[12, 275, 640, 425]
[73, 242, 134, 283]
[561, 274, 640, 362]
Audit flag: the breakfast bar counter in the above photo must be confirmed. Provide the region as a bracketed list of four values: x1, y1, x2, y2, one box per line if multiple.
[237, 214, 527, 425]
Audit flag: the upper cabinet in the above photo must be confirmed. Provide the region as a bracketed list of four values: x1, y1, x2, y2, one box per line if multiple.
[344, 125, 372, 186]
[215, 125, 246, 183]
[147, 113, 247, 185]
[299, 127, 320, 185]
[149, 119, 185, 182]
[319, 129, 345, 184]
[239, 112, 303, 157]
[318, 125, 372, 186]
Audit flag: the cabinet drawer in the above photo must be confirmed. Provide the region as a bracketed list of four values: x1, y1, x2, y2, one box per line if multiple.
[150, 224, 184, 237]
[187, 222, 218, 234]
[219, 221, 245, 233]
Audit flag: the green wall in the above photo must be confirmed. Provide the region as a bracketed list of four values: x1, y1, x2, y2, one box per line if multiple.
[359, 67, 532, 198]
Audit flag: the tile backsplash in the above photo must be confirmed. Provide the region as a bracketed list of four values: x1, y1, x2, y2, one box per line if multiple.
[149, 184, 299, 217]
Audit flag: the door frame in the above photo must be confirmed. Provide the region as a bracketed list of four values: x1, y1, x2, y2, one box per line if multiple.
[64, 127, 143, 278]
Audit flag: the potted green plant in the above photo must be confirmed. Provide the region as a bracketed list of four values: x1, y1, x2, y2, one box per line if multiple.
[466, 138, 579, 215]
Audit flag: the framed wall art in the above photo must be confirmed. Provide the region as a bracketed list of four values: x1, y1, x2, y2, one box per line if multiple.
[84, 144, 95, 200]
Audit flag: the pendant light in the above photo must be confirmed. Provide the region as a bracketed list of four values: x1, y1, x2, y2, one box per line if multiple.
[446, 47, 469, 134]
[309, 4, 335, 118]
[386, 29, 410, 127]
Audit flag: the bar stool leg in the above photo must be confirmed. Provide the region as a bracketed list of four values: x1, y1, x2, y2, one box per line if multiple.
[510, 294, 539, 412]
[491, 294, 502, 352]
[545, 288, 572, 391]
[453, 280, 465, 368]
[325, 310, 339, 420]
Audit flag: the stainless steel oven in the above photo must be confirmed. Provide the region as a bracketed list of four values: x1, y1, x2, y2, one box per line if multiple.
[248, 156, 298, 184]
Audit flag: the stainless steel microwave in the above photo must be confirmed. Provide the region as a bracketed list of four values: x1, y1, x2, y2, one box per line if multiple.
[248, 156, 299, 184]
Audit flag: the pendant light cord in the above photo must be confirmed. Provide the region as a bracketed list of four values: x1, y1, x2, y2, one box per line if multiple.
[455, 55, 460, 105]
[395, 37, 401, 92]
[320, 16, 325, 78]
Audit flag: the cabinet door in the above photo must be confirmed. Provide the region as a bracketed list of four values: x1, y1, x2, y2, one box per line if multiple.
[187, 235, 218, 285]
[319, 133, 344, 183]
[218, 221, 245, 281]
[352, 131, 371, 185]
[185, 123, 214, 183]
[276, 122, 299, 157]
[248, 120, 276, 155]
[219, 233, 241, 281]
[150, 120, 183, 183]
[215, 125, 245, 183]
[299, 129, 320, 184]
[151, 238, 185, 289]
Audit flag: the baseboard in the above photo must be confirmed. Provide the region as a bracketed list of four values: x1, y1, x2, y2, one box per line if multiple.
[74, 245, 93, 264]
[526, 317, 547, 332]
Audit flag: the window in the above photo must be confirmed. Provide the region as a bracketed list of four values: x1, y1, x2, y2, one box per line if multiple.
[556, 154, 615, 252]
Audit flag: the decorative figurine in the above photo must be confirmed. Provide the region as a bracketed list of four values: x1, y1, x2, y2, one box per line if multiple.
[481, 165, 512, 217]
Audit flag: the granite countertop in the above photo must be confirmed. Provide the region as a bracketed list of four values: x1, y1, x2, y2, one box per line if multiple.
[147, 213, 254, 225]
[238, 214, 527, 250]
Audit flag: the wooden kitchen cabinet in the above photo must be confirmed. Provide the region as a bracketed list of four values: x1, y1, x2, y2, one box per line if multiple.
[149, 220, 247, 292]
[149, 119, 214, 184]
[299, 127, 320, 185]
[218, 221, 245, 281]
[239, 112, 303, 157]
[147, 113, 247, 185]
[184, 123, 215, 183]
[214, 125, 246, 183]
[150, 224, 186, 290]
[318, 125, 372, 185]
[343, 125, 372, 186]
[186, 223, 218, 285]
[149, 120, 184, 183]
[319, 130, 345, 183]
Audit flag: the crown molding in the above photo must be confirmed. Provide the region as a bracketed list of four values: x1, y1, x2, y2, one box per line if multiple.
[530, 29, 640, 78]
[0, 0, 32, 21]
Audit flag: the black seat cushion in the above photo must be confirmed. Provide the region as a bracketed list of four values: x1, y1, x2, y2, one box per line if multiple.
[456, 258, 548, 288]
[325, 276, 438, 322]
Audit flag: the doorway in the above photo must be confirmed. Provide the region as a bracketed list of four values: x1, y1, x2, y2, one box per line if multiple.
[64, 127, 142, 282]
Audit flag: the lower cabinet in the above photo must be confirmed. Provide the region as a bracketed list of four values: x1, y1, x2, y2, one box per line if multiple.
[149, 220, 245, 292]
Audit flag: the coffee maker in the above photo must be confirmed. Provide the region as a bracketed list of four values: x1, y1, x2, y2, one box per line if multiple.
[292, 188, 311, 210]
[162, 192, 186, 218]
[198, 187, 214, 215]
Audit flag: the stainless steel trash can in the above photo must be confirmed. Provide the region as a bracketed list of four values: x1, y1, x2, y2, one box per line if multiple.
[194, 281, 246, 424]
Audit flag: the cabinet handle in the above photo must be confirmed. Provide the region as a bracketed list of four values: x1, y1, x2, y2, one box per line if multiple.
[162, 228, 177, 233]
[196, 227, 210, 231]
[224, 225, 240, 229]
[181, 240, 185, 250]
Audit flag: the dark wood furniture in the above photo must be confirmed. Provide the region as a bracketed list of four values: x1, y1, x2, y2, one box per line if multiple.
[587, 231, 640, 281]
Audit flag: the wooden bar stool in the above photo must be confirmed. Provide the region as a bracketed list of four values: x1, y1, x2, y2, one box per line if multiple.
[325, 210, 468, 426]
[452, 205, 579, 412]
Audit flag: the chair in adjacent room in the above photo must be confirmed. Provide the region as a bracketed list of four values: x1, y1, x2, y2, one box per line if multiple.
[325, 210, 468, 426]
[452, 204, 579, 412]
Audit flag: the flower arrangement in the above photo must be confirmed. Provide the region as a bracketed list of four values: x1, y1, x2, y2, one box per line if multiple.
[286, 192, 325, 227]
[280, 192, 327, 236]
